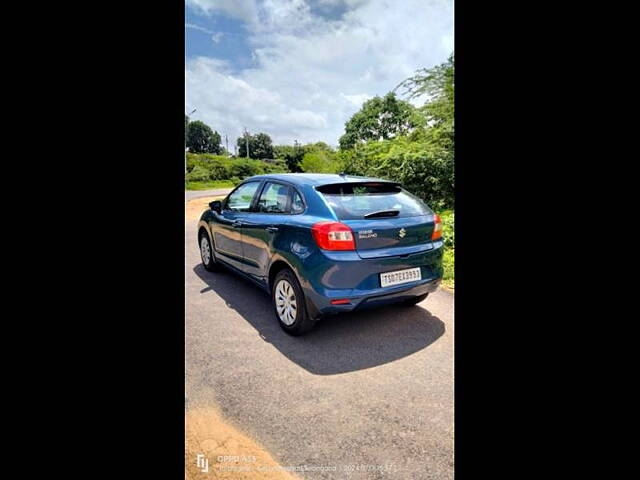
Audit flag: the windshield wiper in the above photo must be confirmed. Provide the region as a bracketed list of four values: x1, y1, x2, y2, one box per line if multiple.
[363, 209, 400, 219]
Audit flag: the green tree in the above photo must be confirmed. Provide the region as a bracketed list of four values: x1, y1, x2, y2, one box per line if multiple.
[252, 133, 274, 159]
[237, 132, 274, 159]
[274, 141, 335, 171]
[186, 120, 222, 154]
[341, 54, 455, 208]
[396, 53, 454, 126]
[338, 92, 421, 150]
[305, 141, 333, 153]
[274, 143, 304, 172]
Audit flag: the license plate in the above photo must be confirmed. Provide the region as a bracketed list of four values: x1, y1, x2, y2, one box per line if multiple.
[380, 267, 422, 288]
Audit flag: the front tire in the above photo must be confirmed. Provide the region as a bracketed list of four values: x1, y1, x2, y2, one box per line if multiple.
[199, 230, 218, 272]
[272, 269, 316, 335]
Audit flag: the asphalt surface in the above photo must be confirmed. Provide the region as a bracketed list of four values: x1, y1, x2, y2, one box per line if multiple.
[185, 207, 454, 479]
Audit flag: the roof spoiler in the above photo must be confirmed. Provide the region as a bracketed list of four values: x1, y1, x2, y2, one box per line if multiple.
[316, 181, 402, 194]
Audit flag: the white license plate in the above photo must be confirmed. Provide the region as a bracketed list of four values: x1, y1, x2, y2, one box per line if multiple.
[380, 267, 422, 288]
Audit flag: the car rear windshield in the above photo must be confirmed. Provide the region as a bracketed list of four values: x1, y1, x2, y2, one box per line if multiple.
[317, 183, 432, 220]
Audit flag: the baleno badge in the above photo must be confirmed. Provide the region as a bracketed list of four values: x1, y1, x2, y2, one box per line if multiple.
[399, 228, 406, 238]
[359, 229, 377, 239]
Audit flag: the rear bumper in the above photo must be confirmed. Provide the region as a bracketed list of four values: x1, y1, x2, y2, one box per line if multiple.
[301, 240, 444, 319]
[312, 277, 441, 317]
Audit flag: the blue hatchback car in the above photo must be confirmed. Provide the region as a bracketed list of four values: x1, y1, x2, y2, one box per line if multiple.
[197, 173, 444, 335]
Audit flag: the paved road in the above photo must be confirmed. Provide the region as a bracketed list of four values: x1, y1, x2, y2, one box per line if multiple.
[185, 188, 232, 202]
[185, 218, 454, 479]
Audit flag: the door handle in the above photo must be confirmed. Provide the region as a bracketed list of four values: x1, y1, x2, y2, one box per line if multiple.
[232, 220, 242, 228]
[266, 226, 279, 233]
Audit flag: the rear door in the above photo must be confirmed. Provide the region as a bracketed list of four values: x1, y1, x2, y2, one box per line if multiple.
[240, 181, 293, 280]
[317, 182, 437, 259]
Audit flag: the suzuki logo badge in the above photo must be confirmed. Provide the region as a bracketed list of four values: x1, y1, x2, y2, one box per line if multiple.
[399, 228, 406, 238]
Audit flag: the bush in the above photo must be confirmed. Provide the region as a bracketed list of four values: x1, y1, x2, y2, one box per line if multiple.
[185, 165, 210, 182]
[437, 209, 454, 288]
[208, 163, 228, 180]
[230, 159, 261, 178]
[342, 130, 453, 209]
[185, 153, 289, 184]
[439, 209, 454, 248]
[442, 248, 454, 287]
[300, 151, 343, 174]
[263, 159, 289, 173]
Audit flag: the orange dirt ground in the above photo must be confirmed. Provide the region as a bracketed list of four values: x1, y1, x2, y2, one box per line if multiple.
[185, 407, 300, 480]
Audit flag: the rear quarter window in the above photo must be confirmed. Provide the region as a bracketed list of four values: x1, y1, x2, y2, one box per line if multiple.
[291, 190, 305, 214]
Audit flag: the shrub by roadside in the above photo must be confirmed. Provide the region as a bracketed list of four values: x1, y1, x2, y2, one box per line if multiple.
[438, 209, 454, 289]
[186, 153, 288, 190]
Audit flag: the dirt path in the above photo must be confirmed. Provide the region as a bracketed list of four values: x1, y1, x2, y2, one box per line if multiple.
[186, 196, 224, 222]
[186, 408, 300, 480]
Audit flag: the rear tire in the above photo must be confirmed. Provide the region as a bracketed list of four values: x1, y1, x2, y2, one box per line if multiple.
[199, 230, 219, 272]
[400, 292, 429, 307]
[272, 269, 316, 335]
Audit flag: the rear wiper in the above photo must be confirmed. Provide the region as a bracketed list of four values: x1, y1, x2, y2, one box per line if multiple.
[363, 209, 400, 218]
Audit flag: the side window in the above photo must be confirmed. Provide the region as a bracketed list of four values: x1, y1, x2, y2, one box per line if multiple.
[225, 182, 260, 212]
[257, 182, 290, 214]
[291, 190, 305, 214]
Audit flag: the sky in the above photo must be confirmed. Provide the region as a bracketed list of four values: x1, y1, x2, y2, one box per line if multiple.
[185, 0, 453, 150]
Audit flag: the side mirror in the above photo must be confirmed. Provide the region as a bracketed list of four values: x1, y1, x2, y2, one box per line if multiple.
[209, 200, 222, 213]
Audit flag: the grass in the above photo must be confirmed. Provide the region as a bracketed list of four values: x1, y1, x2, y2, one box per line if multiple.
[438, 209, 455, 290]
[442, 247, 454, 290]
[185, 179, 235, 191]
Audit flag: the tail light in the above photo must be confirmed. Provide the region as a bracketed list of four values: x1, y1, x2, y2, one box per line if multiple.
[431, 214, 443, 240]
[311, 221, 355, 251]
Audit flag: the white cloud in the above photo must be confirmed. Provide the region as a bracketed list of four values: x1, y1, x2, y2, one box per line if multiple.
[185, 23, 214, 34]
[186, 0, 453, 147]
[341, 93, 371, 106]
[186, 57, 327, 146]
[316, 0, 371, 7]
[186, 23, 225, 44]
[261, 0, 311, 29]
[186, 0, 260, 24]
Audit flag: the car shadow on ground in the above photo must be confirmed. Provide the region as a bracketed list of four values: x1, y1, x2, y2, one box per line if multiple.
[193, 264, 445, 375]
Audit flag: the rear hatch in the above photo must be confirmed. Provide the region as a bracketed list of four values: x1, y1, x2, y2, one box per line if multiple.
[317, 182, 437, 259]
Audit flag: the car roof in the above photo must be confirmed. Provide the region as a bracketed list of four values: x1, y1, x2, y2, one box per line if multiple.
[243, 173, 397, 187]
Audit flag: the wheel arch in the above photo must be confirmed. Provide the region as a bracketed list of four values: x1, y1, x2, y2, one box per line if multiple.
[268, 254, 322, 321]
[197, 220, 214, 247]
[268, 258, 295, 292]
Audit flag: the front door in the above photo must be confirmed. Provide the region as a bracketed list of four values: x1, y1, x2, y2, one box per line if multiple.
[210, 181, 261, 271]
